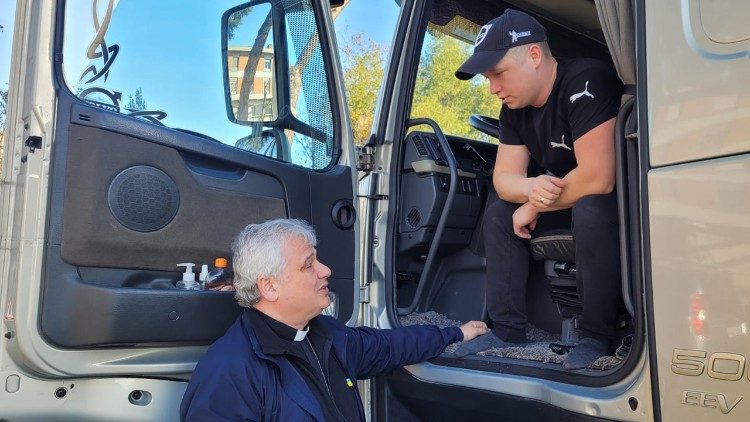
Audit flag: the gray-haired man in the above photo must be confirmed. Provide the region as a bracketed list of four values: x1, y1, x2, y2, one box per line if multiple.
[180, 219, 488, 421]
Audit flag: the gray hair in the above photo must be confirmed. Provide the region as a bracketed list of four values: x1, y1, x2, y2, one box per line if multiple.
[231, 219, 317, 308]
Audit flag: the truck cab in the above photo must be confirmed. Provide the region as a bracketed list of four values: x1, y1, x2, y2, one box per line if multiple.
[2, 0, 749, 420]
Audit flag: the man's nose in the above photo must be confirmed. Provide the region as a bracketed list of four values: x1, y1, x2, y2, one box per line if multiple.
[317, 262, 332, 278]
[489, 79, 501, 96]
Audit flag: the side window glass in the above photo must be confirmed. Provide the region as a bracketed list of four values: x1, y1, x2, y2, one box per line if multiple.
[1, 1, 16, 175]
[333, 2, 401, 146]
[62, 0, 336, 170]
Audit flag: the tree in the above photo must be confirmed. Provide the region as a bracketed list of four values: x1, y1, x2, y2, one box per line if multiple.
[342, 34, 384, 145]
[126, 87, 147, 111]
[340, 32, 498, 146]
[1, 86, 7, 174]
[227, 8, 251, 39]
[410, 34, 498, 142]
[0, 86, 7, 131]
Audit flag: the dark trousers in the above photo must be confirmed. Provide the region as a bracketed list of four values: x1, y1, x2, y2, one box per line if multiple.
[483, 193, 621, 343]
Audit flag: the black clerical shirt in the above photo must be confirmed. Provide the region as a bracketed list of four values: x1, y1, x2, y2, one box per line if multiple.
[248, 308, 362, 422]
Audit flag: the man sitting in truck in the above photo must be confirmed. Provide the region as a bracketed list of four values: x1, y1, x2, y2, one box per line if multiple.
[452, 9, 623, 369]
[180, 218, 488, 421]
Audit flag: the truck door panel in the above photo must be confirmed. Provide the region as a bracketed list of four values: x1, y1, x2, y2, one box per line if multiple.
[32, 0, 355, 355]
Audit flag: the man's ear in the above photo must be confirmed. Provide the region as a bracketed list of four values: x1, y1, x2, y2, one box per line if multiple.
[257, 276, 280, 302]
[529, 44, 542, 67]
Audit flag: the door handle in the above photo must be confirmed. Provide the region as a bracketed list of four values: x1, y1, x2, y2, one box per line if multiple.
[331, 200, 356, 230]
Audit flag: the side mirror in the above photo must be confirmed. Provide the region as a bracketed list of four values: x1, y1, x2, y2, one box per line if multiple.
[222, 2, 278, 124]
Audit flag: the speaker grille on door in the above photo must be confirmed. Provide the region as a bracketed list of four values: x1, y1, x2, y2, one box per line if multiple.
[107, 166, 180, 232]
[407, 207, 421, 228]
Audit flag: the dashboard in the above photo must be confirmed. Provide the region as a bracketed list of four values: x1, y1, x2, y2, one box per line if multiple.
[397, 131, 498, 256]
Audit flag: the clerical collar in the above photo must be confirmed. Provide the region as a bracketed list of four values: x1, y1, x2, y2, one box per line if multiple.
[249, 307, 309, 344]
[294, 326, 309, 341]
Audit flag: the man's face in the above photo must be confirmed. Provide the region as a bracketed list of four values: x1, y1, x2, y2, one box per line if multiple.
[274, 235, 332, 321]
[482, 50, 536, 109]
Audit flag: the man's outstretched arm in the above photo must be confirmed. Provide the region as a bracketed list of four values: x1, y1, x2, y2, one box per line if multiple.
[346, 321, 488, 380]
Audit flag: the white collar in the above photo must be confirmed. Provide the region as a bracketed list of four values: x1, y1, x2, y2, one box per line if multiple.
[293, 326, 309, 341]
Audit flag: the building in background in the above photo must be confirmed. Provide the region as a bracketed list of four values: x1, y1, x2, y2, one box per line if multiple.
[227, 45, 276, 121]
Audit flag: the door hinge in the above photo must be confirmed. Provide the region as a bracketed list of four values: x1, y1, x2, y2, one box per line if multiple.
[25, 136, 43, 153]
[359, 285, 370, 303]
[357, 145, 375, 171]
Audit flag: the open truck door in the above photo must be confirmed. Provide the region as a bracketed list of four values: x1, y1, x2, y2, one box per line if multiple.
[355, 0, 750, 421]
[0, 0, 358, 419]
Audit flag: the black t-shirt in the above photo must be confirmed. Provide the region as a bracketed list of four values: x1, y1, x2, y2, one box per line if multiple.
[498, 58, 622, 177]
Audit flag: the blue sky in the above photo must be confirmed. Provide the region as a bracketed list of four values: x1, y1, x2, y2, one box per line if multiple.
[0, 1, 399, 92]
[335, 1, 400, 48]
[0, 0, 17, 94]
[0, 0, 401, 146]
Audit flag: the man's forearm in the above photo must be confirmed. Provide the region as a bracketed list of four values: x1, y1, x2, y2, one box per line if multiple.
[538, 167, 613, 212]
[493, 172, 532, 204]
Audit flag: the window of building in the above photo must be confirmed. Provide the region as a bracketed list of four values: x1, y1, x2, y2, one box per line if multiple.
[229, 77, 238, 95]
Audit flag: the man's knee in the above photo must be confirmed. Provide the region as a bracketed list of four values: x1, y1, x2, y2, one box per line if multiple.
[572, 194, 618, 230]
[483, 199, 517, 236]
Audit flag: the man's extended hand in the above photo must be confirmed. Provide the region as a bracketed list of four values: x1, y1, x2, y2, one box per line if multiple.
[527, 175, 566, 209]
[512, 202, 539, 239]
[459, 321, 490, 342]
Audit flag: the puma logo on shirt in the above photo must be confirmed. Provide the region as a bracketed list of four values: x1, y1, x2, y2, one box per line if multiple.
[509, 30, 531, 43]
[550, 134, 571, 150]
[569, 81, 594, 103]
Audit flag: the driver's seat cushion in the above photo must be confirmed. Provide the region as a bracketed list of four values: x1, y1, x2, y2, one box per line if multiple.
[530, 229, 575, 262]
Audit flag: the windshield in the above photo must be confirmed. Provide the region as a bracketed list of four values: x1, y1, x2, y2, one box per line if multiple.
[410, 28, 500, 143]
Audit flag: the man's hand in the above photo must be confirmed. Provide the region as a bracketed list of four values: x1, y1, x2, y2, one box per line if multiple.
[512, 202, 539, 239]
[526, 175, 566, 209]
[459, 321, 489, 342]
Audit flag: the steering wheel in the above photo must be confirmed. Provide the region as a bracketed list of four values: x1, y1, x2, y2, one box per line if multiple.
[469, 114, 500, 138]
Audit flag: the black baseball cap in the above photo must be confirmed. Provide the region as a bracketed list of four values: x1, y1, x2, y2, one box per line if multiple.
[455, 9, 547, 80]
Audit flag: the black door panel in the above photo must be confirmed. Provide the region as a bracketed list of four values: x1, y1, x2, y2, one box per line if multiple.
[41, 93, 355, 348]
[61, 124, 286, 270]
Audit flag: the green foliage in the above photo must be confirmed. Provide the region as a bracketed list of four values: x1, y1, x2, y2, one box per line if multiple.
[342, 34, 384, 146]
[341, 32, 499, 146]
[227, 7, 252, 40]
[411, 34, 499, 142]
[0, 85, 7, 132]
[126, 87, 147, 111]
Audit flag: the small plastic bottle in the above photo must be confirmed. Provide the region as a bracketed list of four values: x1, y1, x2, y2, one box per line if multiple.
[198, 264, 210, 283]
[204, 258, 234, 290]
[176, 263, 202, 290]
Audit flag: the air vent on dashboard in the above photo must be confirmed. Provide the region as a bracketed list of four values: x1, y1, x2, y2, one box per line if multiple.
[407, 207, 421, 228]
[413, 136, 429, 157]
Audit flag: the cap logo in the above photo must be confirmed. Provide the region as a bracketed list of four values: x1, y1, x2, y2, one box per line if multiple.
[475, 24, 492, 47]
[509, 30, 531, 43]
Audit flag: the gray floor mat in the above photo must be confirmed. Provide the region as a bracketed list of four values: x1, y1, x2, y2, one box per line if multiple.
[400, 311, 623, 370]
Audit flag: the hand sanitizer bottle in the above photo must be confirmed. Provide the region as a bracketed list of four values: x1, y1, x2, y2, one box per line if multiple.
[176, 263, 201, 290]
[199, 264, 210, 285]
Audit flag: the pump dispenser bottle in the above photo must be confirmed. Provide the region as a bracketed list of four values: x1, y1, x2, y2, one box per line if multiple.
[176, 263, 202, 290]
